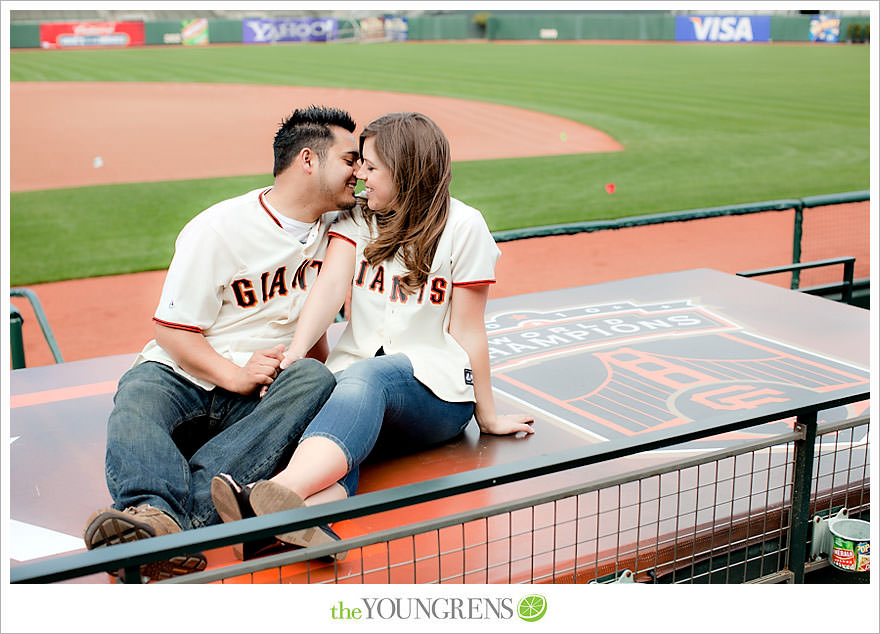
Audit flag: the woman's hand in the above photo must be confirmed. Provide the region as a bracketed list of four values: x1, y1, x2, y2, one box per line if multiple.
[280, 348, 304, 371]
[477, 413, 535, 437]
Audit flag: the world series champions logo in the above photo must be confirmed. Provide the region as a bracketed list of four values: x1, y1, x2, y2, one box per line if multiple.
[486, 300, 868, 447]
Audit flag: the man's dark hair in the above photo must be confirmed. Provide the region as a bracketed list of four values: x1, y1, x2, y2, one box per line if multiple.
[273, 105, 356, 176]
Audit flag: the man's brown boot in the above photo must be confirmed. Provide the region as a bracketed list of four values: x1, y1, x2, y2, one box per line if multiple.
[83, 505, 206, 582]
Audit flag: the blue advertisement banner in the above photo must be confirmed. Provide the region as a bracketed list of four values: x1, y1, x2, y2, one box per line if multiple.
[809, 15, 840, 42]
[675, 15, 771, 42]
[243, 18, 338, 43]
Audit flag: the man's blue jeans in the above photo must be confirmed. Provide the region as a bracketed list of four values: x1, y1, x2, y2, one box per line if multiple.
[105, 359, 335, 529]
[301, 353, 475, 496]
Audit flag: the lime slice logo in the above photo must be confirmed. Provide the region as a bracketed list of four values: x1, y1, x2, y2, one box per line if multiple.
[517, 594, 547, 622]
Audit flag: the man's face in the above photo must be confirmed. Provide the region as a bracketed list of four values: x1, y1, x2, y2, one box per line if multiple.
[314, 126, 359, 211]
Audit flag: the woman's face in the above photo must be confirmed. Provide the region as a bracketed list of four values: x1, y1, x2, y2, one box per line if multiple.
[356, 136, 395, 212]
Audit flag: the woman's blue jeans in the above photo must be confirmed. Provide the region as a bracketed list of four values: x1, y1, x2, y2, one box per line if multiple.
[105, 359, 335, 529]
[301, 353, 475, 496]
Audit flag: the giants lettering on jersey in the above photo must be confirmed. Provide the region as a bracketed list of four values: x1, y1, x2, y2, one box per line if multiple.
[354, 259, 448, 304]
[231, 260, 322, 308]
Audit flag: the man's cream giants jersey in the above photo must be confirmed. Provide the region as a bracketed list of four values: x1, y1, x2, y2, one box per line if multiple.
[135, 187, 336, 390]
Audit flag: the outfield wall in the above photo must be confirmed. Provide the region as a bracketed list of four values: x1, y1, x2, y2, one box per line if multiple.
[8, 12, 870, 48]
[484, 13, 870, 43]
[486, 13, 676, 41]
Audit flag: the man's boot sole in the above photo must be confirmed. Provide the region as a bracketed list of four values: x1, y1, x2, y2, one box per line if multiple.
[84, 510, 206, 581]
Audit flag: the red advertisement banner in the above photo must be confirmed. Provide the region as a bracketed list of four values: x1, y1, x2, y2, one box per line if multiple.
[39, 21, 145, 48]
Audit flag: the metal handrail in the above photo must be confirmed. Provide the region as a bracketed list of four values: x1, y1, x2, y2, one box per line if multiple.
[736, 256, 856, 304]
[491, 198, 804, 243]
[490, 191, 869, 244]
[9, 288, 64, 365]
[491, 190, 869, 293]
[10, 303, 26, 369]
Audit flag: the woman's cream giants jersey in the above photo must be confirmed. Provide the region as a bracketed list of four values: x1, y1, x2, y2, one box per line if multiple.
[327, 197, 501, 403]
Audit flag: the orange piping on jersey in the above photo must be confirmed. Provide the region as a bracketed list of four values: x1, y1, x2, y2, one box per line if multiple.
[258, 188, 283, 228]
[453, 279, 497, 287]
[153, 317, 203, 334]
[328, 232, 357, 247]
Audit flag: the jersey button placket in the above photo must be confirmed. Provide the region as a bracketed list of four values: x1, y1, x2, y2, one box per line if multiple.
[384, 303, 397, 348]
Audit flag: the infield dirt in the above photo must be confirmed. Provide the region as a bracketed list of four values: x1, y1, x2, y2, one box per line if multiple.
[10, 82, 621, 192]
[9, 83, 869, 367]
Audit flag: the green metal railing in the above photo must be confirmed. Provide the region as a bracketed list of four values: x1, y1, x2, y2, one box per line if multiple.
[10, 304, 26, 369]
[737, 256, 856, 305]
[492, 190, 870, 292]
[9, 288, 64, 368]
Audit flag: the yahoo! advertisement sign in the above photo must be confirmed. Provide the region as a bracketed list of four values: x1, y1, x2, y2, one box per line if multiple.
[244, 18, 338, 43]
[675, 15, 771, 42]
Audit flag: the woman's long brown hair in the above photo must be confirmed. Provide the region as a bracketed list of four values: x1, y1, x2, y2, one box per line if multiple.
[359, 112, 451, 295]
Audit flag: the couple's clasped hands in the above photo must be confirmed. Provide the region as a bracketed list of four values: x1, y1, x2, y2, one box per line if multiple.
[241, 346, 535, 438]
[232, 344, 304, 397]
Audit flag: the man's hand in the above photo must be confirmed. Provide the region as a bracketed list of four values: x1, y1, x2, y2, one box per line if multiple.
[230, 344, 285, 395]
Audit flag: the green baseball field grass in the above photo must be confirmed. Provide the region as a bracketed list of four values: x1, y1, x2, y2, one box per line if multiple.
[10, 42, 870, 285]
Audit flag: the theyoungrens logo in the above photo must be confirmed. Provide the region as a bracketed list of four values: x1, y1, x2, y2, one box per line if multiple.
[329, 595, 547, 622]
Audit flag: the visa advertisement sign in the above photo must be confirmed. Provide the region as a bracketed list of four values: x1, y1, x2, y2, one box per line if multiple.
[676, 15, 771, 42]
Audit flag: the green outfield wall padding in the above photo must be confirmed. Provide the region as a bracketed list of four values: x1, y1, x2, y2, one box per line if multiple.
[839, 16, 870, 43]
[206, 19, 242, 44]
[145, 21, 183, 46]
[770, 16, 813, 42]
[407, 14, 482, 40]
[486, 13, 675, 41]
[9, 23, 40, 48]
